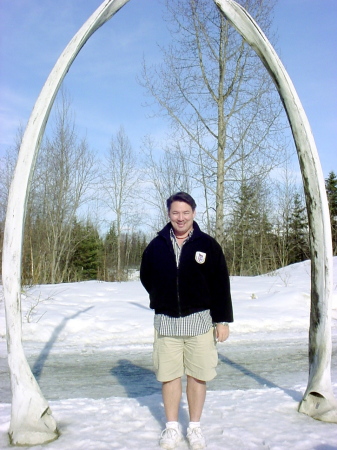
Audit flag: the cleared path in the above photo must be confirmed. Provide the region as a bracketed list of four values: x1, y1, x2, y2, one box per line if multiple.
[1, 335, 336, 403]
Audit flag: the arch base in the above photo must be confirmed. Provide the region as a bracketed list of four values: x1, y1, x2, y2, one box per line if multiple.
[299, 391, 337, 423]
[9, 406, 59, 446]
[10, 429, 59, 447]
[7, 353, 59, 446]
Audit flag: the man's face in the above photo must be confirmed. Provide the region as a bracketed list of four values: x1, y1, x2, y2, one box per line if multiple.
[168, 201, 196, 236]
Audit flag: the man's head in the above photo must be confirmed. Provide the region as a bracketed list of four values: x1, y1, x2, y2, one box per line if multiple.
[166, 192, 197, 212]
[166, 192, 196, 237]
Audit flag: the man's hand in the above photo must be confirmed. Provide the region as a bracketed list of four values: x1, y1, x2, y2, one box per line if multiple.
[215, 323, 229, 342]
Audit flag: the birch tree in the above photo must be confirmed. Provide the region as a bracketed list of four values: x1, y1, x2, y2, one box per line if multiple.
[141, 0, 285, 247]
[101, 126, 140, 281]
[271, 159, 299, 269]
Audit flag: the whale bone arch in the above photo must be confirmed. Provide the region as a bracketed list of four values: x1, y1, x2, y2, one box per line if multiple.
[2, 0, 336, 445]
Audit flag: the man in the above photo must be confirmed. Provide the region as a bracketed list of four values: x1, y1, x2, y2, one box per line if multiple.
[140, 192, 233, 450]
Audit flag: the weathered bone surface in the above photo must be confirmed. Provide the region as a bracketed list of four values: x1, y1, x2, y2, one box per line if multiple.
[2, 0, 130, 445]
[3, 0, 335, 446]
[215, 0, 336, 422]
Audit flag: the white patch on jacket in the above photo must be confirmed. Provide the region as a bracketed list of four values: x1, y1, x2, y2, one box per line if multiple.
[195, 251, 206, 264]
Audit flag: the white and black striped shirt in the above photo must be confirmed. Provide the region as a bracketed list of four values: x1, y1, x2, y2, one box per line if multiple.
[154, 228, 213, 336]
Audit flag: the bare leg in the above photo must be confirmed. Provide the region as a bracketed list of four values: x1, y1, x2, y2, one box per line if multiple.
[186, 376, 206, 422]
[162, 377, 182, 422]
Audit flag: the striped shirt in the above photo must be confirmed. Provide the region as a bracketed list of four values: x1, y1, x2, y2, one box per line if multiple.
[154, 227, 213, 336]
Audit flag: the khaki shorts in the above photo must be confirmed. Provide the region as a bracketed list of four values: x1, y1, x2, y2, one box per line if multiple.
[153, 327, 218, 382]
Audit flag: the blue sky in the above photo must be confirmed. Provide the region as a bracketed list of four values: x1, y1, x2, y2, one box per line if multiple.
[0, 0, 336, 178]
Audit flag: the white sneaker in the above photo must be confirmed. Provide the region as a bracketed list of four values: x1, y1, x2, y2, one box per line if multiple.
[159, 425, 183, 449]
[186, 426, 206, 449]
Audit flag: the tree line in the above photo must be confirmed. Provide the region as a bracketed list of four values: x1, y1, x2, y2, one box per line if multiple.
[0, 0, 336, 284]
[0, 93, 335, 284]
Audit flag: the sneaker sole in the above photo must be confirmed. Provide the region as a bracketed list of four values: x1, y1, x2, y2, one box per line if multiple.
[160, 436, 183, 449]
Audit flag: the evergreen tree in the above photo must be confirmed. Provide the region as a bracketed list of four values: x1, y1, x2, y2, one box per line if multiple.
[227, 180, 274, 275]
[103, 223, 119, 281]
[325, 171, 337, 255]
[69, 221, 103, 281]
[129, 232, 148, 268]
[103, 225, 148, 281]
[288, 193, 309, 264]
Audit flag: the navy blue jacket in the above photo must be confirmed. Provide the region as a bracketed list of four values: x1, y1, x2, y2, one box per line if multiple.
[140, 221, 233, 323]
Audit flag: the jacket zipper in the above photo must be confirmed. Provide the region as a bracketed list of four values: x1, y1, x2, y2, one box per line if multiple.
[176, 267, 182, 317]
[176, 241, 187, 318]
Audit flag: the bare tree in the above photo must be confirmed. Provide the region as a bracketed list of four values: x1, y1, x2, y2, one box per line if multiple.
[140, 0, 285, 246]
[271, 156, 302, 268]
[140, 135, 195, 230]
[25, 89, 97, 284]
[101, 126, 140, 281]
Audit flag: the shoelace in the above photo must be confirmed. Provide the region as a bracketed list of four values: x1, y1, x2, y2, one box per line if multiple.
[191, 428, 203, 437]
[188, 427, 204, 442]
[161, 428, 180, 439]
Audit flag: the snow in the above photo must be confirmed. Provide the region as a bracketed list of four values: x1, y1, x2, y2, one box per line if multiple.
[0, 258, 336, 449]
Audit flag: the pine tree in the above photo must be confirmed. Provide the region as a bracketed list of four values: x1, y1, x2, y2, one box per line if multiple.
[69, 221, 103, 281]
[129, 232, 148, 268]
[288, 193, 309, 264]
[104, 223, 119, 281]
[227, 180, 274, 275]
[325, 171, 337, 255]
[102, 226, 148, 281]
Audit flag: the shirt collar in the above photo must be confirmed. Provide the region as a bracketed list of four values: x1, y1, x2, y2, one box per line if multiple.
[170, 227, 194, 242]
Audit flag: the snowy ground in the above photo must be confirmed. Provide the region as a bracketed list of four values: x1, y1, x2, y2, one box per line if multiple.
[0, 259, 336, 449]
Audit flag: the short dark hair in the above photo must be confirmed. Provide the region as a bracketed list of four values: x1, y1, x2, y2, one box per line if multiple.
[166, 192, 197, 212]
